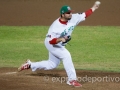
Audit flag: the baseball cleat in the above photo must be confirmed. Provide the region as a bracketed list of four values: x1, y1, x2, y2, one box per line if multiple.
[18, 59, 31, 72]
[67, 80, 82, 87]
[26, 59, 32, 64]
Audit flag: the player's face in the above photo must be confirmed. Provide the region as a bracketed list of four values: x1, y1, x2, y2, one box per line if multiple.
[64, 12, 72, 20]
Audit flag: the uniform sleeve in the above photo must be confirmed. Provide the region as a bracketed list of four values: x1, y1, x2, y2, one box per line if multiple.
[46, 24, 61, 40]
[72, 13, 86, 26]
[46, 32, 59, 39]
[85, 9, 93, 18]
[46, 27, 61, 44]
[46, 32, 59, 44]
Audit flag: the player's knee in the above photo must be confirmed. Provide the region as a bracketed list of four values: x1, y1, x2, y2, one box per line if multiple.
[46, 61, 59, 70]
[60, 53, 71, 60]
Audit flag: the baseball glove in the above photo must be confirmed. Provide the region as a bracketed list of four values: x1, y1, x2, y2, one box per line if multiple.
[62, 35, 71, 46]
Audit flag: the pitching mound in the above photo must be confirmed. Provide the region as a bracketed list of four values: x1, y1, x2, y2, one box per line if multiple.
[0, 67, 120, 90]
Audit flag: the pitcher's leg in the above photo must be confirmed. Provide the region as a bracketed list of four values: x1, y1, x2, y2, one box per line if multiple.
[31, 52, 60, 71]
[61, 49, 77, 81]
[49, 47, 77, 81]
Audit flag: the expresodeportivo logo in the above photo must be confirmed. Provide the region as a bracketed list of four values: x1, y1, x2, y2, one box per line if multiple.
[43, 75, 120, 83]
[60, 26, 75, 37]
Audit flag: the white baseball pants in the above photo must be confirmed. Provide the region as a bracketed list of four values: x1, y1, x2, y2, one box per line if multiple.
[31, 38, 77, 81]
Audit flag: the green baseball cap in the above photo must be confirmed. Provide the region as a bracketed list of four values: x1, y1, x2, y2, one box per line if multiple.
[60, 5, 72, 14]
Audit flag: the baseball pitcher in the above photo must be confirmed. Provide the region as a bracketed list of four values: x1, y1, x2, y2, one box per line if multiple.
[18, 1, 101, 87]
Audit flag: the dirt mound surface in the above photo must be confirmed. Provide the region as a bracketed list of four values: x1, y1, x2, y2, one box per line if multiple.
[0, 67, 120, 90]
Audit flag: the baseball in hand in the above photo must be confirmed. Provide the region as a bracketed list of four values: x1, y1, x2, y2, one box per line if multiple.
[95, 1, 101, 5]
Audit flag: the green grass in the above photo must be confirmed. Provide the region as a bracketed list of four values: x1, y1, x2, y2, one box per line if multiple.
[0, 26, 120, 72]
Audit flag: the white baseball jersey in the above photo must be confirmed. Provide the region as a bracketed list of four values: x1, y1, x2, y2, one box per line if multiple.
[30, 12, 86, 81]
[46, 13, 86, 46]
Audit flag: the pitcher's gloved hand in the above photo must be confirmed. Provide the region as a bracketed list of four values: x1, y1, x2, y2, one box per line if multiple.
[62, 35, 71, 45]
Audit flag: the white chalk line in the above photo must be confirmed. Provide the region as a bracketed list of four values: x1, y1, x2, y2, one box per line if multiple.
[5, 72, 17, 75]
[0, 72, 17, 75]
